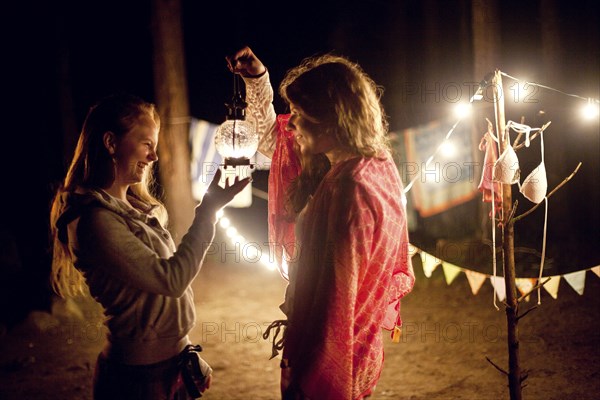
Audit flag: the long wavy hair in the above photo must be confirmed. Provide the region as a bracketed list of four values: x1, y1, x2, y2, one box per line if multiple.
[49, 93, 167, 297]
[279, 53, 390, 214]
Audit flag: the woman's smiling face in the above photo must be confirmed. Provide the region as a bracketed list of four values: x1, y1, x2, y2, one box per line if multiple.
[113, 114, 159, 186]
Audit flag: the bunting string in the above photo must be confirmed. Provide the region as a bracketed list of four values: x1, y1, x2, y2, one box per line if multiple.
[412, 244, 599, 302]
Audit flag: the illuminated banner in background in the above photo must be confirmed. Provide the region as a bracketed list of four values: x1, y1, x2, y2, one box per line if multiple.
[401, 118, 478, 217]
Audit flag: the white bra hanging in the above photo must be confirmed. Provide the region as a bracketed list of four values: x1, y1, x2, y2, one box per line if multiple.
[493, 135, 520, 184]
[515, 128, 549, 303]
[492, 120, 549, 202]
[488, 121, 550, 307]
[520, 130, 547, 204]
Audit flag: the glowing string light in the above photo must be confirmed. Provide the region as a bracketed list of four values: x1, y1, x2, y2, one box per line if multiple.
[403, 70, 598, 195]
[403, 118, 464, 193]
[439, 140, 457, 158]
[403, 73, 493, 194]
[453, 102, 472, 119]
[225, 226, 237, 238]
[582, 99, 599, 120]
[219, 217, 231, 229]
[500, 71, 599, 103]
[215, 211, 276, 271]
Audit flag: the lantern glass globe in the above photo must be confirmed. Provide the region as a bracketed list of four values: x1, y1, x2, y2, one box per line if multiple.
[215, 119, 258, 161]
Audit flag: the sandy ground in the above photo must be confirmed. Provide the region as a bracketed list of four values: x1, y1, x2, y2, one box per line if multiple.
[1, 251, 599, 400]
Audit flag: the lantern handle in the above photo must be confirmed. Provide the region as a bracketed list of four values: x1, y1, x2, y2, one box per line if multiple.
[231, 73, 247, 109]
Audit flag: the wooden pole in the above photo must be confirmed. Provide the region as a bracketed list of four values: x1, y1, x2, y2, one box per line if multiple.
[492, 70, 522, 400]
[472, 0, 501, 241]
[150, 0, 196, 244]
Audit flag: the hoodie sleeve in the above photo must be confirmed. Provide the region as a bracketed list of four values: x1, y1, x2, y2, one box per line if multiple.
[71, 207, 217, 298]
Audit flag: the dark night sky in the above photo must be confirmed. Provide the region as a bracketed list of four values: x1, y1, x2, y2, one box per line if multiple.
[2, 0, 599, 321]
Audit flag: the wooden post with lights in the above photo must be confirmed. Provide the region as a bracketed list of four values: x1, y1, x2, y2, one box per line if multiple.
[492, 70, 523, 400]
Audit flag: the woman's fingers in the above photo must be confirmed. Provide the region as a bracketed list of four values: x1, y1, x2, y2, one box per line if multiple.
[222, 174, 242, 189]
[227, 177, 251, 197]
[201, 169, 252, 210]
[209, 169, 222, 190]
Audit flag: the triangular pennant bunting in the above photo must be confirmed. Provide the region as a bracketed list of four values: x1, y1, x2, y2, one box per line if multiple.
[408, 244, 420, 258]
[442, 262, 462, 285]
[465, 270, 487, 295]
[515, 278, 536, 302]
[542, 276, 561, 299]
[420, 251, 441, 278]
[409, 243, 596, 304]
[563, 270, 586, 295]
[489, 276, 506, 302]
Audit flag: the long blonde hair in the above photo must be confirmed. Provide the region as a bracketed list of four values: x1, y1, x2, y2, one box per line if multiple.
[49, 94, 167, 297]
[280, 53, 390, 214]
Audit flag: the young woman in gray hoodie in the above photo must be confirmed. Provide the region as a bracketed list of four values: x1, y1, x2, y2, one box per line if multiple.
[50, 93, 250, 399]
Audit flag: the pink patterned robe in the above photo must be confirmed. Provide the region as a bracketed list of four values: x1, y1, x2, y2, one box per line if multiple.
[268, 116, 415, 399]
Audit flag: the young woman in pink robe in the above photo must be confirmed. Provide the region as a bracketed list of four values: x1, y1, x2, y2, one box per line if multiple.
[227, 47, 415, 400]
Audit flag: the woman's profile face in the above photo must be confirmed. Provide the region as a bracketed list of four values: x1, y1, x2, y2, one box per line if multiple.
[287, 103, 336, 156]
[113, 115, 159, 186]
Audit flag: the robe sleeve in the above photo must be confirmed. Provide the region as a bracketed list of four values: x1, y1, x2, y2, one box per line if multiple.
[243, 71, 301, 278]
[267, 115, 301, 279]
[243, 71, 277, 159]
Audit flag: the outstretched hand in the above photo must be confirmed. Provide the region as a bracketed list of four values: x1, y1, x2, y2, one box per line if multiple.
[197, 169, 251, 215]
[225, 46, 266, 78]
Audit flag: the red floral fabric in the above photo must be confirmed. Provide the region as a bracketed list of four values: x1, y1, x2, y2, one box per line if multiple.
[478, 132, 502, 207]
[267, 114, 300, 280]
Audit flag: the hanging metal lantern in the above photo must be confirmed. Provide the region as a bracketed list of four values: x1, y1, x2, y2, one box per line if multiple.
[215, 73, 258, 168]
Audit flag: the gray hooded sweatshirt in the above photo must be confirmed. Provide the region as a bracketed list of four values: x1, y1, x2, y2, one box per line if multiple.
[56, 189, 216, 365]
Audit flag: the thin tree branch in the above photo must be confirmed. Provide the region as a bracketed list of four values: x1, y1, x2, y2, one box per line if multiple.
[506, 200, 518, 225]
[486, 357, 509, 376]
[513, 162, 582, 223]
[517, 305, 538, 321]
[513, 121, 553, 151]
[517, 277, 551, 303]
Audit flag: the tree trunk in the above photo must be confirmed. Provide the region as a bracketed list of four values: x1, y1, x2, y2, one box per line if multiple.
[539, 0, 561, 85]
[472, 0, 502, 241]
[471, 0, 501, 90]
[151, 0, 195, 244]
[493, 71, 522, 400]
